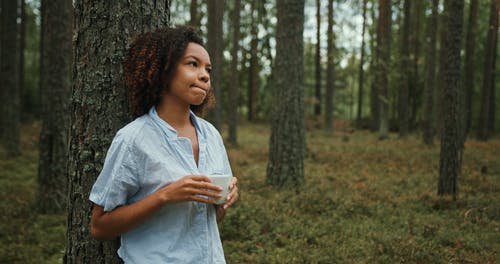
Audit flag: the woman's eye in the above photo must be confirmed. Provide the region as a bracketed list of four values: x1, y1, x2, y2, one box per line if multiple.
[188, 61, 198, 67]
[206, 68, 212, 74]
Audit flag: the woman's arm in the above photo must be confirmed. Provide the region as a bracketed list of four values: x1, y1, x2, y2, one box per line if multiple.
[90, 175, 222, 241]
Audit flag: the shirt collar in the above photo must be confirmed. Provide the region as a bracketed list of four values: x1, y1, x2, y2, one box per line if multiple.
[148, 106, 203, 140]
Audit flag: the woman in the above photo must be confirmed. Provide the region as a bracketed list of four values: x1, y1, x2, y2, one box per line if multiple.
[89, 26, 238, 263]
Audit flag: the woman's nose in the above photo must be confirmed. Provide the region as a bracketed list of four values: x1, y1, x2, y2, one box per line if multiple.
[199, 71, 209, 83]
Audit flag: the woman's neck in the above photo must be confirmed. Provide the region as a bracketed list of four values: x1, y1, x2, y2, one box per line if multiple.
[156, 99, 191, 129]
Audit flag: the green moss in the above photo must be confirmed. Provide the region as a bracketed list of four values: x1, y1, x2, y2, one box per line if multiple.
[1, 122, 499, 263]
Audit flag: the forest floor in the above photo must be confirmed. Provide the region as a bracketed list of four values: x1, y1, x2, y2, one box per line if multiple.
[0, 121, 498, 263]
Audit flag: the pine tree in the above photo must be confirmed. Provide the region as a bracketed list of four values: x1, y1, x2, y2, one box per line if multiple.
[37, 0, 72, 213]
[438, 0, 464, 199]
[64, 1, 169, 262]
[267, 0, 305, 187]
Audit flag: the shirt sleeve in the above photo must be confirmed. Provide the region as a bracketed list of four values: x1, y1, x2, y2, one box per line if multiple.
[89, 133, 141, 212]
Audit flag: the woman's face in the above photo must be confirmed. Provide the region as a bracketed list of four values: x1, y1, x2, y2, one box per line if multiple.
[165, 42, 211, 107]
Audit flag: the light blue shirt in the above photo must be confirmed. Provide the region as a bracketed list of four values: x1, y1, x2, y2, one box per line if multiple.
[89, 107, 232, 264]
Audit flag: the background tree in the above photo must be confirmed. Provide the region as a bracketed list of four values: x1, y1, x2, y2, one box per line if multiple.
[356, 0, 367, 128]
[37, 0, 72, 213]
[422, 0, 439, 145]
[399, 0, 410, 137]
[19, 0, 26, 115]
[0, 0, 20, 156]
[438, 0, 464, 199]
[247, 0, 260, 121]
[409, 0, 423, 130]
[314, 0, 322, 116]
[189, 0, 200, 29]
[325, 0, 334, 133]
[477, 0, 499, 141]
[206, 0, 225, 129]
[64, 1, 169, 263]
[228, 0, 241, 146]
[463, 0, 478, 138]
[369, 1, 380, 131]
[376, 0, 391, 140]
[267, 0, 305, 187]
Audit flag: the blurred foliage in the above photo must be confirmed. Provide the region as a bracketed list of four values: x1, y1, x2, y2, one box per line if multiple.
[1, 121, 498, 263]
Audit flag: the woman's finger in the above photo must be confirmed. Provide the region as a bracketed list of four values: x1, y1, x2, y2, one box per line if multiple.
[229, 177, 238, 189]
[223, 187, 238, 209]
[190, 194, 216, 204]
[189, 179, 223, 192]
[187, 175, 212, 183]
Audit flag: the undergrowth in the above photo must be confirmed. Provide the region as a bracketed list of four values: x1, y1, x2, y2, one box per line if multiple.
[0, 121, 498, 263]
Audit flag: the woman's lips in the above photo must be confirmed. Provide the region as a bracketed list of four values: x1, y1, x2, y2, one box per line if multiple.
[192, 85, 207, 94]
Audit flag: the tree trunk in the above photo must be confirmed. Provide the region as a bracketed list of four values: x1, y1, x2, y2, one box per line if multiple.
[438, 0, 464, 199]
[189, 0, 200, 28]
[422, 0, 439, 145]
[477, 0, 499, 141]
[0, 0, 20, 156]
[356, 0, 367, 128]
[314, 0, 322, 116]
[228, 0, 241, 146]
[370, 0, 380, 131]
[399, 0, 410, 137]
[435, 6, 450, 139]
[376, 0, 391, 140]
[19, 0, 26, 116]
[463, 0, 478, 138]
[325, 0, 334, 133]
[248, 0, 259, 121]
[64, 2, 169, 263]
[267, 0, 305, 187]
[206, 0, 224, 129]
[409, 0, 423, 131]
[37, 0, 72, 213]
[488, 11, 497, 134]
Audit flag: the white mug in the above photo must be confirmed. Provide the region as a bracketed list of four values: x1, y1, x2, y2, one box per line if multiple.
[209, 174, 232, 205]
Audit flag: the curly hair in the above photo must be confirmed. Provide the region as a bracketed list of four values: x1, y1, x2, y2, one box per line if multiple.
[124, 26, 215, 118]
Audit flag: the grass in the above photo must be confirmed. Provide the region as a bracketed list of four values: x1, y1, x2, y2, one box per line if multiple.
[1, 121, 498, 263]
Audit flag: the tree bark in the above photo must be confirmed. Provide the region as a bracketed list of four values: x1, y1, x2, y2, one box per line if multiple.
[37, 0, 72, 213]
[422, 0, 439, 145]
[399, 0, 410, 137]
[64, 1, 169, 263]
[314, 0, 322, 116]
[356, 0, 367, 128]
[248, 0, 259, 121]
[206, 0, 225, 129]
[438, 0, 464, 199]
[228, 0, 241, 146]
[463, 0, 478, 138]
[409, 0, 423, 131]
[488, 8, 497, 134]
[477, 0, 499, 140]
[369, 1, 379, 131]
[376, 0, 391, 140]
[0, 0, 20, 156]
[189, 0, 200, 28]
[19, 0, 26, 116]
[267, 0, 305, 187]
[325, 0, 334, 133]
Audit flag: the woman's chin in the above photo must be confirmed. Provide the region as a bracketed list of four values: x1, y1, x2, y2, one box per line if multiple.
[190, 96, 206, 106]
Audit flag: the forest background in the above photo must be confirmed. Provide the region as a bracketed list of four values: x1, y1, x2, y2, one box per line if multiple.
[0, 0, 498, 263]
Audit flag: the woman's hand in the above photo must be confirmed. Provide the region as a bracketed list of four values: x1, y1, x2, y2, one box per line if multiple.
[216, 177, 238, 222]
[157, 175, 223, 204]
